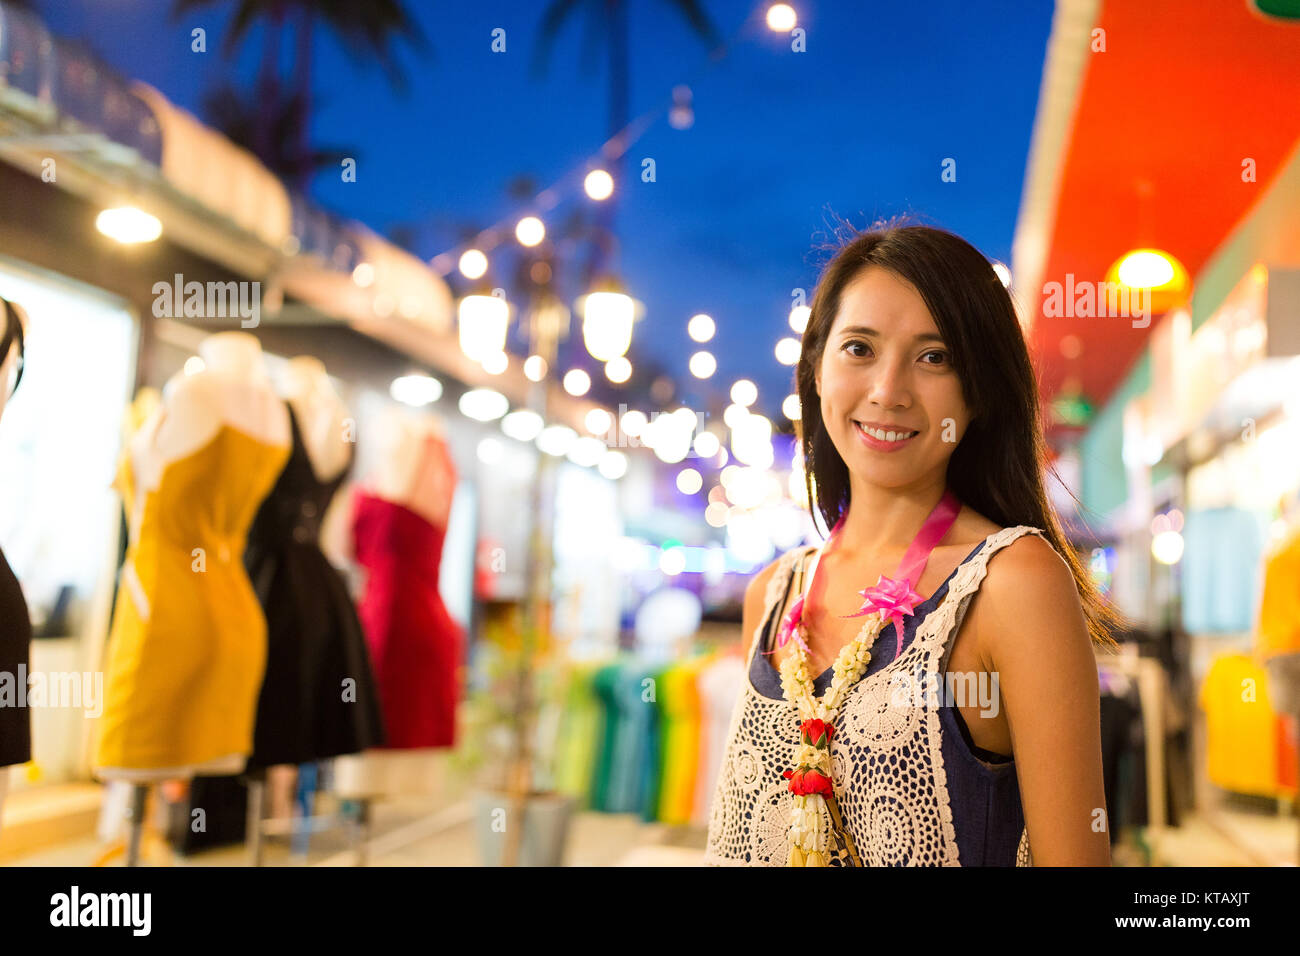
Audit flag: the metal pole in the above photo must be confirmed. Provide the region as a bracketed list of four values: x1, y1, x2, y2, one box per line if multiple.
[125, 784, 148, 867]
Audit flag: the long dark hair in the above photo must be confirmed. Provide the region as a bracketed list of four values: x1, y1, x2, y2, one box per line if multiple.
[796, 222, 1117, 646]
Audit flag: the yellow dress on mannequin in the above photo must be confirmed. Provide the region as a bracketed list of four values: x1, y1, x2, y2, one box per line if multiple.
[95, 417, 290, 775]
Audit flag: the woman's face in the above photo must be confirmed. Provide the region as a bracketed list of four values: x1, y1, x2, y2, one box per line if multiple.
[815, 265, 971, 491]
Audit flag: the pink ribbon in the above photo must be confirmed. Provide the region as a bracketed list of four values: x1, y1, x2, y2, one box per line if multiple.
[764, 491, 961, 662]
[843, 490, 961, 658]
[771, 593, 811, 655]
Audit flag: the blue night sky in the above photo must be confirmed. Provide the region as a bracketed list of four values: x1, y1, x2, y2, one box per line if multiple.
[36, 0, 1054, 423]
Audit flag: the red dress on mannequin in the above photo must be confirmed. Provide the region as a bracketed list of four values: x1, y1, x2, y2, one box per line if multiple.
[352, 488, 463, 748]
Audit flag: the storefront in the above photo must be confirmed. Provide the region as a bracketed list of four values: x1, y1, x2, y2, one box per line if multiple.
[0, 6, 669, 861]
[1011, 0, 1300, 862]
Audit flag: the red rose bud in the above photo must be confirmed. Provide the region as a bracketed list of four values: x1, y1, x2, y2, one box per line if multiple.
[800, 718, 834, 748]
[784, 767, 834, 797]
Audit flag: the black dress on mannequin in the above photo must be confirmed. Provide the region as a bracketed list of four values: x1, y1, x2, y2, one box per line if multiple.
[243, 403, 385, 767]
[0, 546, 32, 767]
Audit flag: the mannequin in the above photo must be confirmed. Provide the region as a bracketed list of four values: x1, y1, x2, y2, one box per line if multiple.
[0, 297, 32, 837]
[334, 408, 462, 804]
[281, 356, 351, 483]
[241, 355, 385, 859]
[370, 407, 455, 529]
[95, 330, 290, 785]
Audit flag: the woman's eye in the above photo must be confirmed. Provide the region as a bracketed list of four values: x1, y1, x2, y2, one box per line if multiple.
[843, 340, 871, 358]
[920, 349, 949, 365]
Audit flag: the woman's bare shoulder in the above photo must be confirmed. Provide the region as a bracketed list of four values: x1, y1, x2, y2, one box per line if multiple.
[951, 505, 1003, 546]
[973, 531, 1089, 661]
[741, 546, 812, 653]
[743, 547, 806, 609]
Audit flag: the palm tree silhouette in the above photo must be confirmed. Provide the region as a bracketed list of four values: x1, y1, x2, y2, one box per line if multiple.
[531, 0, 720, 276]
[201, 82, 353, 186]
[174, 0, 428, 189]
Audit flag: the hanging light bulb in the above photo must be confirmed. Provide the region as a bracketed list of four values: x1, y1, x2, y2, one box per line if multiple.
[579, 279, 638, 362]
[731, 379, 758, 407]
[584, 169, 614, 200]
[523, 355, 548, 381]
[515, 216, 545, 247]
[774, 337, 801, 365]
[563, 369, 591, 396]
[766, 3, 797, 31]
[1105, 248, 1190, 315]
[458, 294, 509, 362]
[688, 313, 715, 342]
[689, 351, 716, 379]
[459, 249, 488, 279]
[605, 356, 632, 383]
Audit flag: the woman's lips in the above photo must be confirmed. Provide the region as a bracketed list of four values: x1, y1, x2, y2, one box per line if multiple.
[853, 420, 919, 452]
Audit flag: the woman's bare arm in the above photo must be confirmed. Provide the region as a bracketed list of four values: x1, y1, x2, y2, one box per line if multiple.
[974, 534, 1112, 866]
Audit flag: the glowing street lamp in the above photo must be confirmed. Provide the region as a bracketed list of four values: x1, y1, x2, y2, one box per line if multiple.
[578, 279, 639, 362]
[458, 293, 509, 363]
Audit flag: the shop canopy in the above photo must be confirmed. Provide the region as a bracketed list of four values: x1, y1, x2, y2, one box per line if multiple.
[0, 1, 607, 433]
[1013, 0, 1300, 427]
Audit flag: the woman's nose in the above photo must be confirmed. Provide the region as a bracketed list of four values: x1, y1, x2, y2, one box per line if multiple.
[867, 360, 912, 409]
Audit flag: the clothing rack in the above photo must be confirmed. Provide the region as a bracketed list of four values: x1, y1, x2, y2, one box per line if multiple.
[1097, 650, 1167, 834]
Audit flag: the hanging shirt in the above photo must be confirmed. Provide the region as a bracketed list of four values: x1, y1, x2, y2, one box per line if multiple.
[1256, 527, 1300, 660]
[1198, 653, 1279, 798]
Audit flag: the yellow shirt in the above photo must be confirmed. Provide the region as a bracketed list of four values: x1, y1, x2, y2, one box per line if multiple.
[1256, 528, 1300, 659]
[1198, 653, 1280, 797]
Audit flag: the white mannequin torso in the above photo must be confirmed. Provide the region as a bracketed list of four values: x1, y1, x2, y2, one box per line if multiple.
[370, 408, 454, 529]
[131, 333, 290, 503]
[281, 355, 351, 483]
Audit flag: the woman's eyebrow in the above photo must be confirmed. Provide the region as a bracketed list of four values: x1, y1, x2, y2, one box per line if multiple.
[838, 324, 945, 344]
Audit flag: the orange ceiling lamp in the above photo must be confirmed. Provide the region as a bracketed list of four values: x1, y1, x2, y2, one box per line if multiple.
[1104, 248, 1190, 317]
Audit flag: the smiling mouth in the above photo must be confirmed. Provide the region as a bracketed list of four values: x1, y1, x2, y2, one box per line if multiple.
[853, 421, 919, 443]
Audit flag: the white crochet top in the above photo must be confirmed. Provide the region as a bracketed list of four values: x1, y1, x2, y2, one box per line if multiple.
[705, 526, 1039, 866]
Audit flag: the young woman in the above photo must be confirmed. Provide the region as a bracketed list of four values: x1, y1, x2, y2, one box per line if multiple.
[705, 224, 1114, 867]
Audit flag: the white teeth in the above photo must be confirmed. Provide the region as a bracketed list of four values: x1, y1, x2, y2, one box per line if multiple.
[857, 423, 915, 443]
